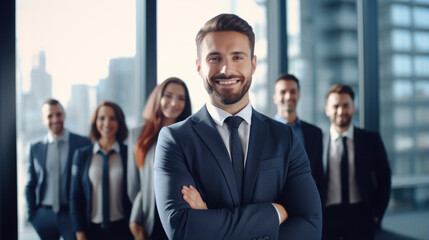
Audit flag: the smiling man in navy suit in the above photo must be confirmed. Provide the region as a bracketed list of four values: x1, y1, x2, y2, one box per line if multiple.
[154, 14, 322, 240]
[25, 99, 91, 240]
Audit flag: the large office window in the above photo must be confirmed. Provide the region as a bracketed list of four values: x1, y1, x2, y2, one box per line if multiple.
[16, 0, 138, 238]
[287, 0, 429, 238]
[157, 0, 268, 114]
[286, 0, 359, 131]
[379, 0, 429, 216]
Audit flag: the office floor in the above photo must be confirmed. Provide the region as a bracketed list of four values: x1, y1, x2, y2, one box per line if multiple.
[377, 210, 429, 240]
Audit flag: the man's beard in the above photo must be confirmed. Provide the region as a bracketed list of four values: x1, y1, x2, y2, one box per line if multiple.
[337, 115, 352, 128]
[281, 100, 297, 114]
[204, 74, 251, 105]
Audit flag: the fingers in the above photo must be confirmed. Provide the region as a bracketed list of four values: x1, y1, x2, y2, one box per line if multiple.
[181, 185, 208, 210]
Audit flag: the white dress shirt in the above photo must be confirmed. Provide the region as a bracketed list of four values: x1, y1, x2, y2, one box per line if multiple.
[89, 141, 125, 223]
[206, 102, 252, 167]
[206, 102, 281, 224]
[326, 125, 362, 206]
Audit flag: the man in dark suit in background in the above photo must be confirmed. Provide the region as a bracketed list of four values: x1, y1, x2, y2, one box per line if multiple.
[25, 99, 91, 240]
[154, 13, 322, 240]
[318, 84, 391, 240]
[273, 73, 323, 186]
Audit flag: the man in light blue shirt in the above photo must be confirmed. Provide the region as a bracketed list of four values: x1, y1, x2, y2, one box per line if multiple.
[273, 73, 323, 184]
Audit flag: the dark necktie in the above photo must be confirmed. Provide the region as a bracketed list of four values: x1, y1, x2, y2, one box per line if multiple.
[224, 116, 244, 199]
[97, 149, 115, 229]
[52, 140, 60, 213]
[341, 136, 349, 204]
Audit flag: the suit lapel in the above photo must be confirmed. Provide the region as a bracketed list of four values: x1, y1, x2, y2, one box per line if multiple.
[242, 110, 268, 205]
[301, 121, 310, 150]
[41, 140, 48, 172]
[322, 133, 330, 176]
[353, 127, 363, 187]
[192, 106, 240, 206]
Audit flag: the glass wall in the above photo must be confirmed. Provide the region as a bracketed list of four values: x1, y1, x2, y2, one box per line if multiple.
[287, 0, 429, 238]
[286, 0, 360, 131]
[379, 0, 429, 213]
[16, 0, 138, 238]
[157, 0, 268, 114]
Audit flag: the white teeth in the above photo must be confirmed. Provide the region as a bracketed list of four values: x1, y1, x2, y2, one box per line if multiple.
[218, 80, 237, 85]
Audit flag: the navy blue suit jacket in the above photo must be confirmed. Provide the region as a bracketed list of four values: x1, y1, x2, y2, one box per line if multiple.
[318, 127, 391, 221]
[154, 106, 322, 240]
[25, 132, 91, 220]
[69, 143, 131, 232]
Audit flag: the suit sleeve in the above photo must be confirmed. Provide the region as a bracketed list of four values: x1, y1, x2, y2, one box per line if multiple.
[69, 148, 87, 232]
[127, 128, 141, 202]
[372, 133, 391, 221]
[24, 144, 37, 221]
[129, 190, 144, 224]
[278, 128, 323, 239]
[154, 127, 280, 240]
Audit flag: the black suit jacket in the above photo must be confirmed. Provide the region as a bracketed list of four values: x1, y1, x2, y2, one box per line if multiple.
[25, 132, 91, 220]
[300, 121, 323, 189]
[317, 127, 391, 222]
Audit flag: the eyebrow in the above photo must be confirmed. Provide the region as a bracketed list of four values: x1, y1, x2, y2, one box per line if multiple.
[206, 51, 249, 57]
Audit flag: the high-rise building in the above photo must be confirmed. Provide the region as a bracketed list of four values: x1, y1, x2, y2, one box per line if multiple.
[97, 57, 138, 126]
[378, 0, 429, 210]
[288, 0, 360, 131]
[66, 84, 96, 136]
[288, 0, 429, 211]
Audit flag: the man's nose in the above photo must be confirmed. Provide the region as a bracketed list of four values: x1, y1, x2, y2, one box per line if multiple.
[220, 60, 231, 75]
[284, 92, 290, 100]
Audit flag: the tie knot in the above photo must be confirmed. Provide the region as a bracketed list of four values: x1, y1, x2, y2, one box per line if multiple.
[224, 116, 244, 129]
[97, 149, 115, 158]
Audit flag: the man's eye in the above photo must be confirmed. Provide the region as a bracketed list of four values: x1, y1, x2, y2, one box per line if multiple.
[233, 56, 243, 60]
[209, 57, 220, 62]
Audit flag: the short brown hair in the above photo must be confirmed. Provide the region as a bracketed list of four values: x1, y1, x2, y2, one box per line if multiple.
[89, 101, 128, 142]
[276, 73, 300, 92]
[42, 98, 65, 113]
[325, 84, 355, 101]
[195, 13, 255, 58]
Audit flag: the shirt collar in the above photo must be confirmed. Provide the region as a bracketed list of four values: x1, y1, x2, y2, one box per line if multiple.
[206, 101, 252, 127]
[274, 114, 302, 127]
[330, 124, 354, 141]
[93, 141, 120, 154]
[46, 129, 69, 144]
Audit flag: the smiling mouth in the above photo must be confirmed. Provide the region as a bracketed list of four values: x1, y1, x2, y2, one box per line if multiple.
[216, 80, 239, 85]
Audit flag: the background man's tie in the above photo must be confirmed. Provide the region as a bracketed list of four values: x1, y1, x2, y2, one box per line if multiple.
[341, 136, 349, 204]
[52, 140, 60, 213]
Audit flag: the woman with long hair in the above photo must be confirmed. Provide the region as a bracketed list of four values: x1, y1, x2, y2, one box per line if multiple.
[128, 77, 192, 240]
[70, 101, 133, 240]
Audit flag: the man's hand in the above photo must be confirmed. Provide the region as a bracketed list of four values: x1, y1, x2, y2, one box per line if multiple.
[181, 185, 208, 210]
[272, 203, 288, 224]
[129, 222, 145, 240]
[75, 231, 86, 240]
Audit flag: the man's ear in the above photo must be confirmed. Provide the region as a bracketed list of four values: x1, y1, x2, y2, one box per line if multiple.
[196, 58, 201, 73]
[251, 55, 257, 74]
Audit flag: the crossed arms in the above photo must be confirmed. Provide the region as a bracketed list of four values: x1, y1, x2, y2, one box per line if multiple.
[154, 126, 322, 240]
